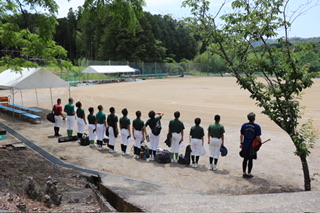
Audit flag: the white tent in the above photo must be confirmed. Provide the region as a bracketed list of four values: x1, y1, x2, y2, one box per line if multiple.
[82, 65, 137, 74]
[0, 67, 70, 106]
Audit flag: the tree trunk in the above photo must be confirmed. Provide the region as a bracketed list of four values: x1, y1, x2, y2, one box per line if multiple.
[300, 155, 311, 191]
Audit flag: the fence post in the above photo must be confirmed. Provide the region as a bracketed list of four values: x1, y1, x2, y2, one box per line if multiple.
[142, 61, 144, 74]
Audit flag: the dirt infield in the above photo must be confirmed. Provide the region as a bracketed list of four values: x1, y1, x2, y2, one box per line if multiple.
[1, 76, 319, 195]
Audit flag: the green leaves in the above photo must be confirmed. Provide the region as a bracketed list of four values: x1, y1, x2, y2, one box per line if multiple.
[0, 0, 68, 69]
[23, 0, 59, 14]
[293, 119, 319, 158]
[82, 0, 145, 34]
[183, 1, 318, 184]
[0, 1, 18, 18]
[0, 0, 59, 15]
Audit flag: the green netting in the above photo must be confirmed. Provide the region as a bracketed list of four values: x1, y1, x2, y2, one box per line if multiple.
[55, 60, 207, 83]
[84, 60, 204, 78]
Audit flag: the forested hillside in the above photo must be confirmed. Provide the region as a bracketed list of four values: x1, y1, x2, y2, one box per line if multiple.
[54, 8, 198, 64]
[0, 0, 319, 73]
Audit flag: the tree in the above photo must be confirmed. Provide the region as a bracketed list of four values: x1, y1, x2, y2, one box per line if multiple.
[183, 0, 319, 191]
[77, 6, 197, 62]
[193, 51, 228, 74]
[0, 0, 70, 70]
[295, 43, 320, 73]
[77, 0, 145, 60]
[55, 9, 78, 63]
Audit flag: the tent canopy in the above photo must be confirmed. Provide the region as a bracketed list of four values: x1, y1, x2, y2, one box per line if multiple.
[0, 67, 69, 90]
[82, 65, 138, 74]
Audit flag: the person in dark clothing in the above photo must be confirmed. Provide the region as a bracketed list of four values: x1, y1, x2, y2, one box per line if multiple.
[240, 112, 262, 178]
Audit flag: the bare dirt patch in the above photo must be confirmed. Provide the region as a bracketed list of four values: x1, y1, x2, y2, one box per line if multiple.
[0, 147, 100, 212]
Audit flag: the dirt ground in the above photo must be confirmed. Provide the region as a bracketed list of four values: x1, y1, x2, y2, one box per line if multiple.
[0, 76, 319, 199]
[0, 146, 100, 212]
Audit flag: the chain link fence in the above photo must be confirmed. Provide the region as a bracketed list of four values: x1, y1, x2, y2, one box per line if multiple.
[57, 59, 214, 85]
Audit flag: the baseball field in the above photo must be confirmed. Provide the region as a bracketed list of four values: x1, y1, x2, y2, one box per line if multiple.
[1, 76, 319, 194]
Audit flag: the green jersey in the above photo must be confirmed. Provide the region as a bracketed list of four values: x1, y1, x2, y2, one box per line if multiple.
[120, 116, 131, 129]
[190, 125, 205, 139]
[96, 111, 106, 124]
[64, 103, 75, 116]
[87, 113, 96, 125]
[133, 118, 144, 131]
[169, 119, 185, 133]
[76, 108, 85, 118]
[107, 114, 118, 126]
[208, 123, 225, 138]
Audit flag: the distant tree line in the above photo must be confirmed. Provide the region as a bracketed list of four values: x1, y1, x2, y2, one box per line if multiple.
[54, 7, 198, 64]
[0, 0, 319, 74]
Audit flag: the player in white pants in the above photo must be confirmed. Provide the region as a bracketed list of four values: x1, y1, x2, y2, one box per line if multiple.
[209, 137, 222, 161]
[119, 108, 131, 155]
[107, 107, 119, 152]
[108, 126, 116, 151]
[64, 98, 75, 137]
[76, 101, 87, 141]
[191, 138, 202, 156]
[208, 115, 225, 170]
[134, 130, 143, 157]
[149, 132, 160, 153]
[132, 110, 145, 159]
[189, 117, 205, 167]
[87, 107, 97, 147]
[53, 98, 65, 137]
[145, 111, 164, 160]
[96, 124, 105, 144]
[121, 128, 130, 154]
[170, 133, 181, 160]
[95, 105, 107, 150]
[168, 111, 185, 162]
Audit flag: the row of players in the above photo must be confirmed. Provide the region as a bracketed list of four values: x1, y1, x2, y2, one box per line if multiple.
[52, 97, 262, 177]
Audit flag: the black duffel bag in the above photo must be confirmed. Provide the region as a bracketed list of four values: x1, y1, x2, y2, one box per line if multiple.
[80, 134, 90, 146]
[155, 149, 171, 164]
[46, 112, 55, 123]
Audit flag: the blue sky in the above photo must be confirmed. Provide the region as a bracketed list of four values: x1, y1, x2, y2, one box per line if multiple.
[55, 0, 320, 38]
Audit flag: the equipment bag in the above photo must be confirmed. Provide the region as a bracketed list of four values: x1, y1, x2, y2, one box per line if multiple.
[155, 149, 171, 164]
[58, 136, 78, 143]
[80, 134, 90, 146]
[253, 139, 262, 152]
[46, 112, 55, 123]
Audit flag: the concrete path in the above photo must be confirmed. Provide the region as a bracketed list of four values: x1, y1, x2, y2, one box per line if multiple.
[100, 172, 320, 212]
